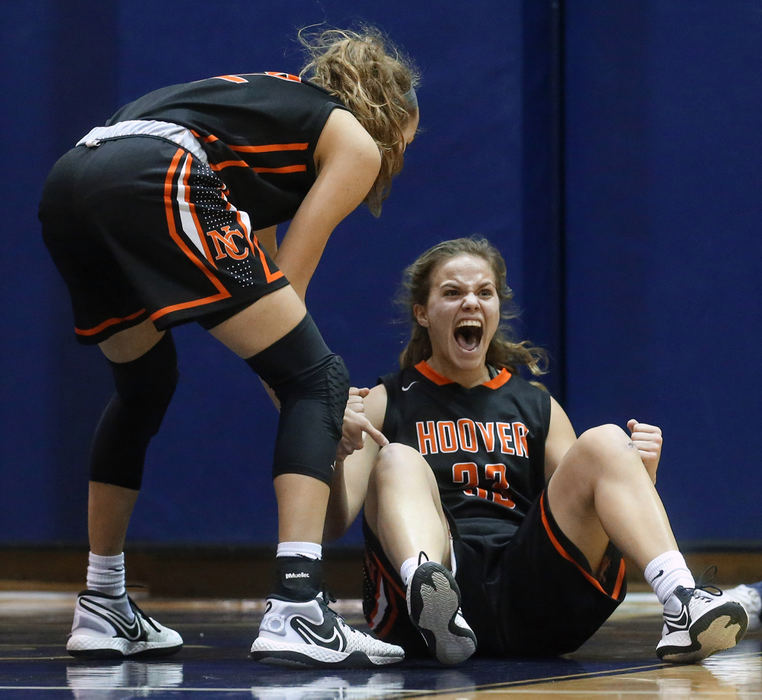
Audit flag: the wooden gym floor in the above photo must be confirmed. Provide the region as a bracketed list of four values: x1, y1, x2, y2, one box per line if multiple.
[0, 588, 760, 698]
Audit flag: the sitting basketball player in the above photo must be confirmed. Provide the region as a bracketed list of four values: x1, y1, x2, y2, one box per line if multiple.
[39, 26, 418, 667]
[325, 236, 748, 665]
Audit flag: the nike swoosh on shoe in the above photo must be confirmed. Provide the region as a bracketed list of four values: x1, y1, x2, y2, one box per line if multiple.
[292, 617, 346, 651]
[79, 597, 143, 641]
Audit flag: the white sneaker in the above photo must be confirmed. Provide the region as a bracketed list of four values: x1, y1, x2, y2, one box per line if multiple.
[656, 585, 748, 663]
[724, 582, 762, 632]
[66, 589, 183, 658]
[250, 592, 404, 667]
[406, 561, 476, 665]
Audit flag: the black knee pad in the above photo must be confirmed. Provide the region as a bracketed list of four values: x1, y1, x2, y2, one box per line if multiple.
[90, 333, 179, 489]
[246, 314, 349, 485]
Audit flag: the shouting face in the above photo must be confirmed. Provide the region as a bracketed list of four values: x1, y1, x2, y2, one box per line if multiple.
[413, 253, 500, 385]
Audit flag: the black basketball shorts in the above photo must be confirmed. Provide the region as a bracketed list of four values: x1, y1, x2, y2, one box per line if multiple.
[362, 489, 626, 657]
[39, 132, 289, 344]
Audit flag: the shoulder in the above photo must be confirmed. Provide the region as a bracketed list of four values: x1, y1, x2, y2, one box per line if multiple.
[315, 108, 381, 173]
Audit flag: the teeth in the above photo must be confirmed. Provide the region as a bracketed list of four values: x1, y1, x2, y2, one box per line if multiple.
[457, 320, 482, 328]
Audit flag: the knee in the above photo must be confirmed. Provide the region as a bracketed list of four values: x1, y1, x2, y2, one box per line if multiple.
[371, 443, 431, 489]
[110, 333, 179, 429]
[574, 423, 642, 473]
[246, 315, 349, 440]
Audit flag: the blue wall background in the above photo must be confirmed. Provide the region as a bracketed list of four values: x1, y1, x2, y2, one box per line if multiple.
[1, 1, 759, 549]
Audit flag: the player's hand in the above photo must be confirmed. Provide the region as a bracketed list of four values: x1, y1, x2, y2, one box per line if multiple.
[336, 387, 388, 461]
[627, 419, 662, 483]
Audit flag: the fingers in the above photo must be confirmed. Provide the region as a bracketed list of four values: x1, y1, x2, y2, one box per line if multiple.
[363, 420, 389, 448]
[627, 419, 663, 483]
[628, 419, 662, 444]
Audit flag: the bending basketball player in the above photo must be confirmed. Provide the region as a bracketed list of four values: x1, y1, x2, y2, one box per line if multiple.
[326, 236, 748, 664]
[39, 26, 418, 667]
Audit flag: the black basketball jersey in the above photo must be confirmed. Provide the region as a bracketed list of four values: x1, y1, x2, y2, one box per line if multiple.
[380, 361, 551, 533]
[107, 72, 348, 227]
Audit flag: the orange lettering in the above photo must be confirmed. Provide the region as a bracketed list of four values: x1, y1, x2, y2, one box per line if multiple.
[416, 421, 437, 455]
[513, 422, 529, 457]
[476, 422, 495, 451]
[457, 419, 478, 452]
[497, 422, 515, 455]
[438, 421, 457, 453]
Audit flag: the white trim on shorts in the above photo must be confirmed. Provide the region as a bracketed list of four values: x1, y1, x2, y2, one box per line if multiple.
[77, 120, 208, 163]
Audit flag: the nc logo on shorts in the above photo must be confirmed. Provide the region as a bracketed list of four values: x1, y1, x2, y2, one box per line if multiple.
[207, 225, 250, 261]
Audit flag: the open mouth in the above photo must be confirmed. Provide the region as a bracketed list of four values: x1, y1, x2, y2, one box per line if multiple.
[454, 320, 483, 351]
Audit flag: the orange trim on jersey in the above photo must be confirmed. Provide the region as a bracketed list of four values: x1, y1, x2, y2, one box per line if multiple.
[152, 149, 231, 321]
[191, 130, 216, 143]
[229, 142, 308, 153]
[540, 491, 626, 600]
[189, 131, 308, 154]
[414, 360, 511, 389]
[75, 309, 146, 337]
[213, 75, 248, 83]
[210, 160, 307, 174]
[484, 367, 512, 389]
[253, 164, 306, 174]
[264, 71, 302, 82]
[415, 361, 452, 385]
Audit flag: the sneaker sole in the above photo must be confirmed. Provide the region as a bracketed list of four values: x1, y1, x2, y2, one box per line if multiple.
[407, 563, 476, 665]
[250, 638, 402, 668]
[67, 635, 183, 659]
[657, 603, 747, 664]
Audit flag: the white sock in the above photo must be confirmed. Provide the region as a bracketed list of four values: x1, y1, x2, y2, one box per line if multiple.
[86, 552, 134, 621]
[87, 552, 126, 596]
[276, 541, 322, 560]
[644, 550, 695, 604]
[400, 556, 421, 587]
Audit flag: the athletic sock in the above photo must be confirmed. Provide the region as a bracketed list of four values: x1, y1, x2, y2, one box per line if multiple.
[86, 552, 134, 620]
[276, 541, 322, 560]
[87, 552, 126, 595]
[644, 550, 695, 604]
[400, 556, 421, 587]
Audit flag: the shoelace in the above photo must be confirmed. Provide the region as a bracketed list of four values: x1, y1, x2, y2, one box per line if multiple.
[125, 586, 161, 633]
[318, 588, 375, 639]
[688, 565, 723, 601]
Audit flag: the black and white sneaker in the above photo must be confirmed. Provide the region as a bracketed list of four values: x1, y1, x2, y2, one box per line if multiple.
[406, 561, 476, 665]
[656, 584, 748, 663]
[725, 581, 762, 633]
[250, 592, 404, 668]
[66, 589, 183, 658]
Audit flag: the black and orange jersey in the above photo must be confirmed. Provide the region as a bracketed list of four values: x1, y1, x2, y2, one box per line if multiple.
[380, 360, 551, 532]
[107, 72, 348, 228]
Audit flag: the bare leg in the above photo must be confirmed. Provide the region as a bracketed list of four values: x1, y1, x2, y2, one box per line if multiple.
[364, 444, 451, 569]
[274, 474, 330, 543]
[547, 423, 678, 572]
[364, 444, 476, 665]
[88, 483, 139, 556]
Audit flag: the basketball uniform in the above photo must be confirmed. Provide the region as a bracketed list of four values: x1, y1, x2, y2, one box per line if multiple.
[39, 73, 348, 343]
[363, 360, 627, 656]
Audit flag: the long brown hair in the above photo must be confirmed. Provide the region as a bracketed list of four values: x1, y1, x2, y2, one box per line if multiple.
[298, 25, 420, 216]
[397, 237, 548, 376]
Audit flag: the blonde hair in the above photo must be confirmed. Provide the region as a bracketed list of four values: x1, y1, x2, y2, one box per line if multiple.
[298, 26, 420, 216]
[397, 237, 548, 376]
